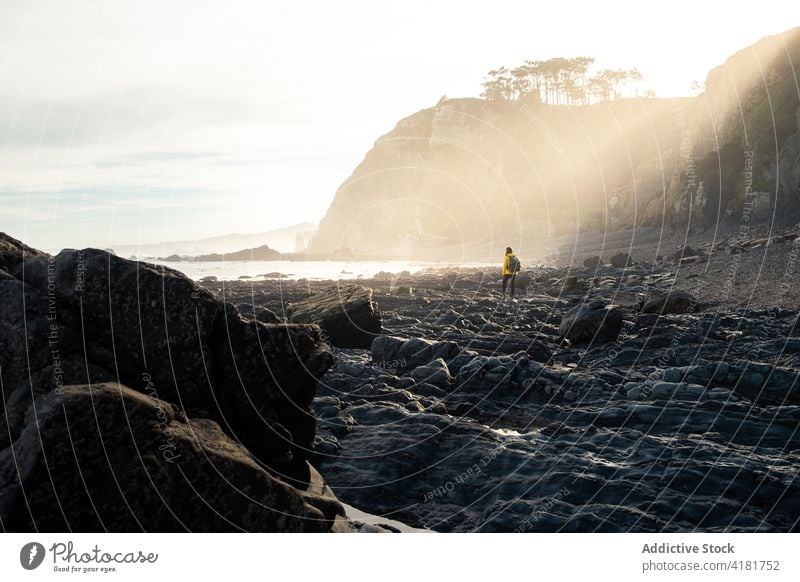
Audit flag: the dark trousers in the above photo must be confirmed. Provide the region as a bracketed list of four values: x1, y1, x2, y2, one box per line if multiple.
[502, 274, 516, 296]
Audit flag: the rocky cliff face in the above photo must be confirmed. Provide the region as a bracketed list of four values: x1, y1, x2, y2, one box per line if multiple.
[666, 27, 800, 229]
[311, 27, 800, 257]
[311, 97, 687, 257]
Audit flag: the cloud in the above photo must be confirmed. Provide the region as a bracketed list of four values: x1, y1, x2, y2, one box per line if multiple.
[89, 150, 224, 169]
[0, 85, 294, 150]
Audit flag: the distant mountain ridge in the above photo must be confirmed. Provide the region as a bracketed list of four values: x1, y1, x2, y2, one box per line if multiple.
[115, 222, 316, 258]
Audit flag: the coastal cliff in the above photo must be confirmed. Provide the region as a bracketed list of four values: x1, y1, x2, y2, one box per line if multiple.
[311, 27, 800, 258]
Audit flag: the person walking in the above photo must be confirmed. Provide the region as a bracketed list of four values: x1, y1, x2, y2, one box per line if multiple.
[501, 246, 521, 298]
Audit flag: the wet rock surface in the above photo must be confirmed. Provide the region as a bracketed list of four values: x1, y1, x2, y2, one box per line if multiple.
[0, 235, 359, 532]
[9, 224, 798, 532]
[642, 290, 698, 315]
[559, 299, 623, 343]
[208, 230, 800, 532]
[289, 284, 382, 348]
[0, 383, 349, 532]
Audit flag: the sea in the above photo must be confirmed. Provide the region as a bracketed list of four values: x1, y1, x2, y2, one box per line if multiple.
[149, 259, 497, 282]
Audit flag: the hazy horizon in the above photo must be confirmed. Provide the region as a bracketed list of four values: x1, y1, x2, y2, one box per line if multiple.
[1, 0, 797, 251]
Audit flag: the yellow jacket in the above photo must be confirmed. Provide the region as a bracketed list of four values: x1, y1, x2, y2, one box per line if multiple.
[502, 253, 518, 276]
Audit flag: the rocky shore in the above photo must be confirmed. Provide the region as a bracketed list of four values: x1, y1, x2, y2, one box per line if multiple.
[0, 233, 369, 532]
[206, 226, 800, 532]
[2, 226, 799, 532]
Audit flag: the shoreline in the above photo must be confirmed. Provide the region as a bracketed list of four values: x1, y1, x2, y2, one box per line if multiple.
[197, 225, 800, 531]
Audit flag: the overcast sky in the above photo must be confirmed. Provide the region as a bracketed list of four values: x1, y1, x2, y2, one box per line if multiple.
[0, 0, 796, 251]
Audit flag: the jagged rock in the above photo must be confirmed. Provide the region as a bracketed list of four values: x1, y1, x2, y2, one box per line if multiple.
[559, 299, 623, 343]
[7, 246, 333, 475]
[0, 232, 46, 272]
[642, 290, 698, 314]
[651, 381, 683, 399]
[289, 285, 381, 348]
[256, 307, 280, 324]
[236, 301, 256, 315]
[456, 335, 552, 362]
[673, 245, 697, 260]
[583, 255, 601, 268]
[237, 302, 280, 324]
[409, 358, 452, 388]
[609, 253, 632, 268]
[0, 235, 346, 532]
[626, 384, 642, 400]
[562, 276, 588, 293]
[0, 383, 351, 532]
[371, 336, 462, 372]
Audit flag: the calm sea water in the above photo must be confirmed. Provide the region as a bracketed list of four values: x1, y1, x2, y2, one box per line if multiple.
[151, 259, 496, 281]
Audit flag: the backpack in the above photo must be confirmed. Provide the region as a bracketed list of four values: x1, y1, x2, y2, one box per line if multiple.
[507, 254, 521, 273]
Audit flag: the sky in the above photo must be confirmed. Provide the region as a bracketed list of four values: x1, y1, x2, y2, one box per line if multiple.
[0, 0, 797, 251]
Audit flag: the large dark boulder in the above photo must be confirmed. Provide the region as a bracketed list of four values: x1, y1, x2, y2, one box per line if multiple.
[0, 234, 348, 531]
[561, 276, 588, 294]
[609, 252, 633, 268]
[559, 298, 623, 343]
[289, 285, 381, 348]
[14, 248, 222, 411]
[583, 255, 601, 268]
[642, 290, 698, 315]
[7, 246, 333, 476]
[0, 383, 350, 532]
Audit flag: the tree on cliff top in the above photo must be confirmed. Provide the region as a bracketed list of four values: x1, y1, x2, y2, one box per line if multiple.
[481, 57, 649, 105]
